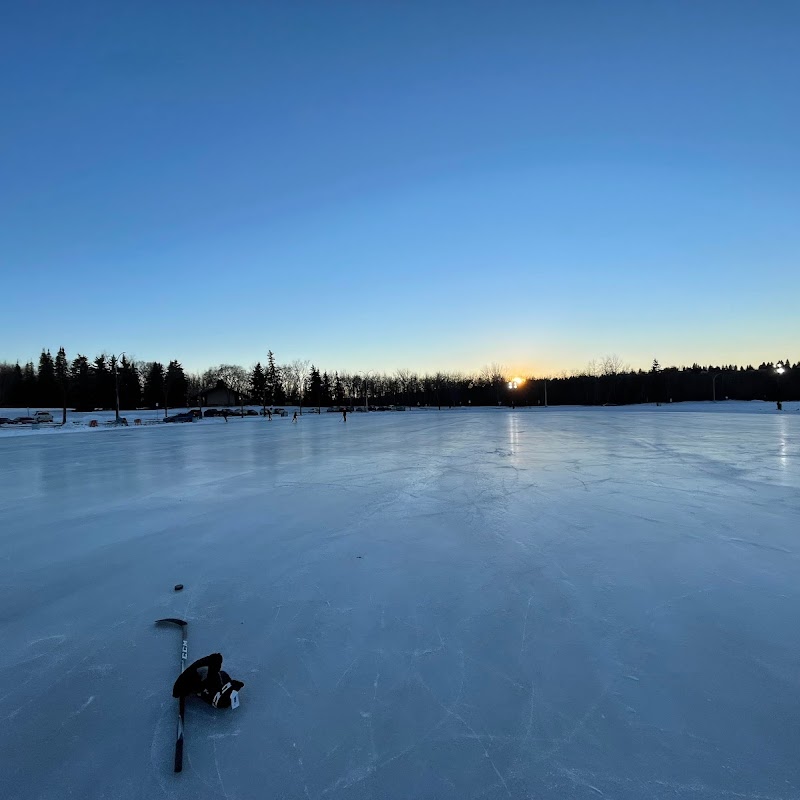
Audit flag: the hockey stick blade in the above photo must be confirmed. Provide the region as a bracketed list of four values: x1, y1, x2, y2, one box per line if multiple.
[155, 618, 188, 626]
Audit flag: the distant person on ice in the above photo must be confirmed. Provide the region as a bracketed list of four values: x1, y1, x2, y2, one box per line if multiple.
[342, 408, 347, 423]
[292, 411, 298, 423]
[266, 409, 272, 420]
[172, 653, 244, 710]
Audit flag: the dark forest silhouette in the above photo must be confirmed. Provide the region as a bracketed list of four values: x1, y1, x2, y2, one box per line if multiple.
[0, 350, 796, 414]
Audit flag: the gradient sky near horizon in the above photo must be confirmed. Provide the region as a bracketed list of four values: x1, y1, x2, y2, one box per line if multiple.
[1, 1, 798, 377]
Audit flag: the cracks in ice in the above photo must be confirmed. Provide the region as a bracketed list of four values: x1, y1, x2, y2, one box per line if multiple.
[724, 537, 792, 554]
[441, 706, 511, 797]
[212, 737, 231, 800]
[271, 677, 294, 701]
[321, 647, 467, 798]
[292, 741, 312, 799]
[148, 700, 171, 797]
[334, 655, 360, 688]
[557, 765, 606, 796]
[70, 695, 95, 717]
[555, 769, 792, 800]
[417, 649, 512, 798]
[359, 663, 382, 798]
[466, 655, 527, 693]
[522, 682, 535, 747]
[298, 654, 319, 693]
[528, 586, 723, 770]
[519, 595, 533, 658]
[4, 636, 105, 723]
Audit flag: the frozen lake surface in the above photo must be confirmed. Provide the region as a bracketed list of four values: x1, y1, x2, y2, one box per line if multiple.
[0, 406, 798, 799]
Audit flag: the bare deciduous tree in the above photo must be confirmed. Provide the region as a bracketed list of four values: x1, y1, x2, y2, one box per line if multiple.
[208, 364, 250, 414]
[297, 360, 311, 411]
[601, 354, 628, 376]
[395, 369, 412, 405]
[584, 359, 600, 378]
[480, 362, 507, 404]
[286, 359, 310, 410]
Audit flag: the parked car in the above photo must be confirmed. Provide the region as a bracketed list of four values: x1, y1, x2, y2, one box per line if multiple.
[203, 408, 221, 417]
[13, 417, 35, 424]
[244, 409, 259, 416]
[34, 410, 54, 422]
[164, 412, 195, 423]
[0, 417, 13, 425]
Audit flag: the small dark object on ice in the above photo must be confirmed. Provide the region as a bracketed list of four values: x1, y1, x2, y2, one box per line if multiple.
[174, 583, 184, 591]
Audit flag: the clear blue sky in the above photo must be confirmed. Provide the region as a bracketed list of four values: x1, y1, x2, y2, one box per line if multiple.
[1, 1, 797, 377]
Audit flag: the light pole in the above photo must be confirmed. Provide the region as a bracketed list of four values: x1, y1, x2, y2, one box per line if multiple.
[507, 378, 524, 408]
[712, 371, 722, 402]
[113, 352, 126, 423]
[776, 362, 785, 409]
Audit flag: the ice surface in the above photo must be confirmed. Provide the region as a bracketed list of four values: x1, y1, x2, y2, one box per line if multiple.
[0, 405, 798, 799]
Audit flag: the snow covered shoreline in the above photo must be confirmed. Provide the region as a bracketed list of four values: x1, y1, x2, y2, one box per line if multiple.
[1, 399, 797, 439]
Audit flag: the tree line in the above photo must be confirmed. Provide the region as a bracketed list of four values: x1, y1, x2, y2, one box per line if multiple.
[0, 349, 797, 414]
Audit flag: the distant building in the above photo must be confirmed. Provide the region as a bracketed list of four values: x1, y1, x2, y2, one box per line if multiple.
[203, 380, 250, 407]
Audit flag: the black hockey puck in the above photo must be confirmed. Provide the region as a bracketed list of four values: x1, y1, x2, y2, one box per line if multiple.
[174, 584, 184, 591]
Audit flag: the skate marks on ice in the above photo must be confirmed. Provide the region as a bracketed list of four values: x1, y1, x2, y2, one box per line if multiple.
[2, 408, 799, 799]
[296, 608, 547, 800]
[263, 568, 781, 796]
[2, 632, 110, 724]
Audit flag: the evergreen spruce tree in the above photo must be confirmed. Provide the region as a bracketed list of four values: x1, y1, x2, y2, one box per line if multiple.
[143, 362, 166, 410]
[70, 355, 92, 411]
[37, 350, 57, 407]
[54, 347, 69, 424]
[265, 351, 279, 405]
[250, 362, 267, 411]
[92, 355, 115, 409]
[9, 363, 24, 406]
[0, 364, 17, 406]
[333, 372, 344, 403]
[21, 362, 36, 411]
[118, 356, 141, 410]
[165, 361, 188, 409]
[321, 372, 332, 407]
[308, 365, 322, 411]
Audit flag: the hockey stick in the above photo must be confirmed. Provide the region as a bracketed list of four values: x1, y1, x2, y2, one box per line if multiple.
[155, 618, 188, 772]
